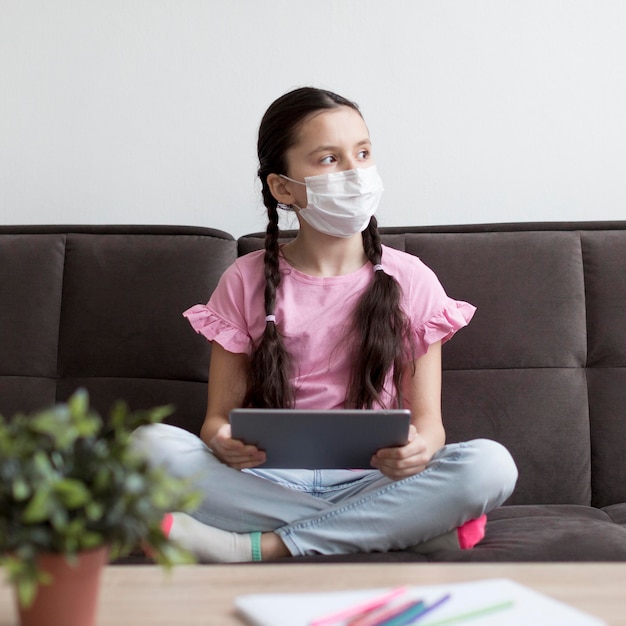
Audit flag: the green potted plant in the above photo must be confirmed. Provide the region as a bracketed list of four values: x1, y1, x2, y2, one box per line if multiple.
[0, 389, 200, 626]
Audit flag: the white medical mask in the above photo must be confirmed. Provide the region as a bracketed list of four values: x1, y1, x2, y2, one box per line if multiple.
[280, 166, 384, 238]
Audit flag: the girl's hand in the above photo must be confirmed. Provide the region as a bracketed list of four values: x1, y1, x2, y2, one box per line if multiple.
[370, 425, 432, 480]
[209, 423, 266, 470]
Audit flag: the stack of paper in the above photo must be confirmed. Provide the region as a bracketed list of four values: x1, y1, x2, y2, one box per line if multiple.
[235, 578, 605, 626]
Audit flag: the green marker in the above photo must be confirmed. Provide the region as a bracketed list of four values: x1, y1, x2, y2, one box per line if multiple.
[421, 600, 514, 625]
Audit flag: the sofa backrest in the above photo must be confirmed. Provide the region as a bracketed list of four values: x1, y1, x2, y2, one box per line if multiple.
[240, 222, 626, 508]
[0, 225, 236, 436]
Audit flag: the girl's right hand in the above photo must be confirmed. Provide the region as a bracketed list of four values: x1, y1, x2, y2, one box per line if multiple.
[209, 423, 267, 470]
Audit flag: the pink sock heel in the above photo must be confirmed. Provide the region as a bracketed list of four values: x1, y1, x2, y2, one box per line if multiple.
[161, 512, 174, 537]
[457, 514, 487, 549]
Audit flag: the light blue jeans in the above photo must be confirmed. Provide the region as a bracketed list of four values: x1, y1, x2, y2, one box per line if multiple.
[133, 424, 517, 557]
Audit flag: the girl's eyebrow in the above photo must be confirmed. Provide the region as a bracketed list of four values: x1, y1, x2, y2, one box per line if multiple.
[307, 138, 371, 156]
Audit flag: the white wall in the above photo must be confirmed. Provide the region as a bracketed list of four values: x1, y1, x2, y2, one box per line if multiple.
[1, 0, 625, 237]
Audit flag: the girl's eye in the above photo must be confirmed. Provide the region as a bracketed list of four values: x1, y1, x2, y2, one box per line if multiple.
[357, 149, 370, 160]
[320, 155, 337, 165]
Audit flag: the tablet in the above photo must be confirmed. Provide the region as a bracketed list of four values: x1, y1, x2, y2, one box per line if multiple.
[229, 408, 411, 469]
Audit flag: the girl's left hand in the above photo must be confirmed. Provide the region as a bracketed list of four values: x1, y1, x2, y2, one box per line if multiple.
[370, 425, 432, 480]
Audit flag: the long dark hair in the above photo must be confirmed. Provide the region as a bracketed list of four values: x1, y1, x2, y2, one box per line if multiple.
[244, 87, 414, 409]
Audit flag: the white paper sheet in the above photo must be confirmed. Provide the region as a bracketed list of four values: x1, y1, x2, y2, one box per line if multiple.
[235, 578, 606, 626]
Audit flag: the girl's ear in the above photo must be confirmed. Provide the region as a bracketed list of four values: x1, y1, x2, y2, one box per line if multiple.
[267, 173, 297, 206]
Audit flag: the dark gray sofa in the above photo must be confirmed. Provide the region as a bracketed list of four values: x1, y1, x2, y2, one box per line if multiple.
[2, 222, 626, 562]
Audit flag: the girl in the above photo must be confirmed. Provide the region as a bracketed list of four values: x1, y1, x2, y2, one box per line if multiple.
[134, 87, 517, 562]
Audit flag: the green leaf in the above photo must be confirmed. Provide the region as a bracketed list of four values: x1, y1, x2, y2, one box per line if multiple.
[64, 536, 78, 554]
[2, 555, 51, 609]
[85, 501, 105, 521]
[12, 477, 31, 501]
[31, 410, 74, 449]
[79, 531, 104, 550]
[50, 451, 65, 471]
[75, 413, 101, 438]
[65, 518, 86, 537]
[22, 487, 52, 523]
[32, 450, 54, 478]
[145, 405, 175, 424]
[68, 388, 89, 418]
[53, 478, 91, 509]
[50, 507, 69, 531]
[17, 578, 38, 609]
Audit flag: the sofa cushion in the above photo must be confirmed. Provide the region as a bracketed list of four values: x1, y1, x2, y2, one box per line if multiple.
[442, 369, 591, 506]
[583, 231, 626, 508]
[0, 226, 237, 434]
[0, 234, 65, 416]
[403, 231, 587, 371]
[583, 231, 626, 368]
[404, 232, 590, 506]
[429, 505, 626, 562]
[602, 503, 626, 526]
[55, 230, 236, 430]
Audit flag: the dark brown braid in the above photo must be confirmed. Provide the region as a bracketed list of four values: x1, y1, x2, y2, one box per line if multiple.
[243, 205, 294, 408]
[345, 216, 415, 409]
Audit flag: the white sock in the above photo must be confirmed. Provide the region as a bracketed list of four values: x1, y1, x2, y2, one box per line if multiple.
[168, 512, 258, 563]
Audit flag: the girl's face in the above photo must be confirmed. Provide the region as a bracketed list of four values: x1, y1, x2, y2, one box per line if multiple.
[282, 106, 374, 208]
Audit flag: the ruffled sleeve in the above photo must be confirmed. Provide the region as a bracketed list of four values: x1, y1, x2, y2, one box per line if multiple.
[381, 245, 476, 359]
[412, 298, 476, 357]
[182, 256, 262, 355]
[182, 304, 252, 355]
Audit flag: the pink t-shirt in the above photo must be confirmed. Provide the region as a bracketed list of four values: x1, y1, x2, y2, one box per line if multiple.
[183, 245, 475, 410]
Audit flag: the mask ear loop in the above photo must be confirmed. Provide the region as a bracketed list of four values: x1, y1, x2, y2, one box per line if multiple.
[276, 174, 307, 213]
[277, 173, 305, 212]
[279, 174, 305, 185]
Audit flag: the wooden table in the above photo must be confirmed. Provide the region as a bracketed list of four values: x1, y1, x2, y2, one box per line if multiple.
[1, 563, 624, 625]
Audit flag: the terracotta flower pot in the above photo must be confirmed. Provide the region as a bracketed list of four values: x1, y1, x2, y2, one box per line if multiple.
[16, 545, 109, 626]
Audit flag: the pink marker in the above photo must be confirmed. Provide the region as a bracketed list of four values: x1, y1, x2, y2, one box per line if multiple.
[309, 587, 409, 626]
[348, 598, 424, 626]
